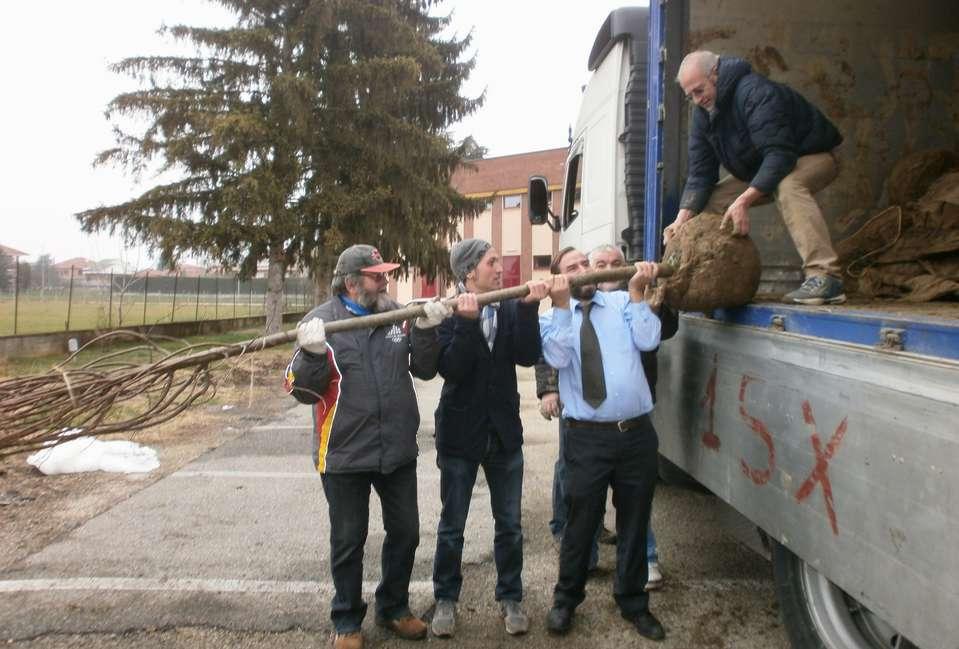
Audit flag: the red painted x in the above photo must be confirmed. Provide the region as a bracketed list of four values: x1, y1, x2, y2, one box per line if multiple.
[794, 401, 848, 535]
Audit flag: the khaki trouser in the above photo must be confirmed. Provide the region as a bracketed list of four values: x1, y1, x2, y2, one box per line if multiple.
[703, 152, 841, 278]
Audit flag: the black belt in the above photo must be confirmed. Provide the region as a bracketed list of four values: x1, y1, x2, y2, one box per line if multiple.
[564, 415, 647, 433]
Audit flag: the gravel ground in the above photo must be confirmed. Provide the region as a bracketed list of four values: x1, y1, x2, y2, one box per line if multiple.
[0, 363, 789, 649]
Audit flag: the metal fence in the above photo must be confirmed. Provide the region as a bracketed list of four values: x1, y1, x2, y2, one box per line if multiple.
[0, 268, 314, 336]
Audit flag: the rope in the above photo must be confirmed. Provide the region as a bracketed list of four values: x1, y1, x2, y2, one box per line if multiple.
[844, 206, 904, 279]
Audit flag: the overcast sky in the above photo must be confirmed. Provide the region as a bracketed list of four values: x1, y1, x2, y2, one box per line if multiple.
[0, 1, 641, 264]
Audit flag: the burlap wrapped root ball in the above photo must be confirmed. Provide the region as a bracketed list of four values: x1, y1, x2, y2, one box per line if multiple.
[660, 212, 762, 311]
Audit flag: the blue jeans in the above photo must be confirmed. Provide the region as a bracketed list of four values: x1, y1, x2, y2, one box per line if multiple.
[551, 418, 659, 565]
[321, 460, 419, 634]
[433, 434, 524, 602]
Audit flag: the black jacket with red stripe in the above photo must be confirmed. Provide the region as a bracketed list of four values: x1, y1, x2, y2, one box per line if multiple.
[285, 296, 441, 474]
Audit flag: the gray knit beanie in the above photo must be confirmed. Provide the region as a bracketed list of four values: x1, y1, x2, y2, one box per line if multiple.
[449, 238, 492, 282]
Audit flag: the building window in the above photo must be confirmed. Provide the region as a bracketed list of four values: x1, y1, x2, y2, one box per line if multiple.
[533, 255, 552, 270]
[503, 194, 522, 210]
[502, 255, 521, 287]
[483, 200, 493, 212]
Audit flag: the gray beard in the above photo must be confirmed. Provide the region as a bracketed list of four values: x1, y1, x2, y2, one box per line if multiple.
[356, 285, 391, 312]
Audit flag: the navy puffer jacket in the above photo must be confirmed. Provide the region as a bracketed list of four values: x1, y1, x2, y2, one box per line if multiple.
[679, 57, 843, 213]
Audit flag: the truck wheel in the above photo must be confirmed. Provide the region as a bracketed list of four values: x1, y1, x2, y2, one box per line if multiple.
[771, 541, 917, 649]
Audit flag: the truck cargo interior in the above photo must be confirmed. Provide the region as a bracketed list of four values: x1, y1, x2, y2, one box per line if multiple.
[544, 2, 959, 649]
[670, 1, 959, 324]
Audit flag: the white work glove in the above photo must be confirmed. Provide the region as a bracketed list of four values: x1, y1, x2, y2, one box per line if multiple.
[296, 317, 327, 354]
[415, 299, 454, 329]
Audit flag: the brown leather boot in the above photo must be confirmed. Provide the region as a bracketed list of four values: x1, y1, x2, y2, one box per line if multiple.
[377, 614, 428, 640]
[331, 631, 364, 649]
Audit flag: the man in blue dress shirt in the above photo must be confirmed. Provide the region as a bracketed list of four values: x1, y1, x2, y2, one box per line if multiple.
[540, 248, 666, 641]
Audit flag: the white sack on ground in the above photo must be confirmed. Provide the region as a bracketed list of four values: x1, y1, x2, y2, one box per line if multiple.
[27, 437, 160, 475]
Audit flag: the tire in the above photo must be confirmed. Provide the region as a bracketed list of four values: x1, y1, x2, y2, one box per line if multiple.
[771, 541, 918, 649]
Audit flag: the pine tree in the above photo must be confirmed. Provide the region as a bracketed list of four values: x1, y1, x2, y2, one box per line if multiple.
[0, 253, 11, 293]
[17, 262, 31, 292]
[31, 254, 57, 289]
[460, 135, 488, 161]
[78, 0, 482, 332]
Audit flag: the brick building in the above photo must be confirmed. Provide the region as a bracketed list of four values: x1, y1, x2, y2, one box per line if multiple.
[392, 147, 566, 304]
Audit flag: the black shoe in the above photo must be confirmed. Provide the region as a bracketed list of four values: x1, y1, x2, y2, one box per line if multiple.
[625, 610, 665, 641]
[546, 606, 574, 635]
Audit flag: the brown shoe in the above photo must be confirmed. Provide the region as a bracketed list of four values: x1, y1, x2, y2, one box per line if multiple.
[377, 614, 428, 640]
[331, 631, 364, 649]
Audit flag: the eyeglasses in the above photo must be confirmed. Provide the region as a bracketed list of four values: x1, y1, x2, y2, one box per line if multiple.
[361, 271, 388, 282]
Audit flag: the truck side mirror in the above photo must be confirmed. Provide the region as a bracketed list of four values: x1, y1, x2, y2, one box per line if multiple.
[528, 176, 550, 225]
[528, 176, 561, 231]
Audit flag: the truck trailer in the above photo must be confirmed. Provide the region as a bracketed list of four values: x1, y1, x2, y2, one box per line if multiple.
[527, 3, 959, 648]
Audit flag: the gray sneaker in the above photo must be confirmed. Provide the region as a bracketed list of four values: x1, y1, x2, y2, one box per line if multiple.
[431, 599, 456, 638]
[501, 600, 529, 635]
[783, 275, 846, 305]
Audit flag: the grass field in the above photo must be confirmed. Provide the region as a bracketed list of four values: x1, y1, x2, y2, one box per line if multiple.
[0, 294, 310, 336]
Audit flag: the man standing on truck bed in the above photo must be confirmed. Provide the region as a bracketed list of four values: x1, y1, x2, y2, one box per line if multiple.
[664, 50, 846, 306]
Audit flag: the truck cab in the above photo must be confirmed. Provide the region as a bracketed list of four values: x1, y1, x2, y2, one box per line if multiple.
[529, 3, 959, 649]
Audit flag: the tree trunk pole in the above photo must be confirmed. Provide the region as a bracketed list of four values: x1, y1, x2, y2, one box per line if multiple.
[263, 246, 285, 334]
[142, 271, 150, 325]
[159, 266, 660, 372]
[107, 271, 114, 329]
[65, 267, 75, 331]
[171, 273, 180, 323]
[12, 257, 19, 335]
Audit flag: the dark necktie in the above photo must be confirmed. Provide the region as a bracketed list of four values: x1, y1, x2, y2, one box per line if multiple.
[580, 301, 607, 408]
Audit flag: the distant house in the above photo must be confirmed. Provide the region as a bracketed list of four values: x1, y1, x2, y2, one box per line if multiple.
[0, 244, 28, 258]
[52, 257, 95, 282]
[392, 147, 566, 303]
[174, 263, 207, 278]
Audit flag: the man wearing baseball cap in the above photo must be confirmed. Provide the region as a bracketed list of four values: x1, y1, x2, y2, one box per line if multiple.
[285, 243, 452, 649]
[429, 238, 551, 638]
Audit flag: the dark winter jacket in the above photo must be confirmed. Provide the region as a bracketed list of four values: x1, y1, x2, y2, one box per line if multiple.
[534, 302, 679, 403]
[434, 298, 541, 461]
[680, 57, 843, 213]
[285, 296, 440, 474]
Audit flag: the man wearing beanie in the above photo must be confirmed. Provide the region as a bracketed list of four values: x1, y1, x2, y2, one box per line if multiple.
[429, 238, 550, 638]
[285, 244, 452, 649]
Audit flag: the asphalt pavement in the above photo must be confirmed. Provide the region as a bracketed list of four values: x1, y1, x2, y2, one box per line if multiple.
[0, 368, 789, 648]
